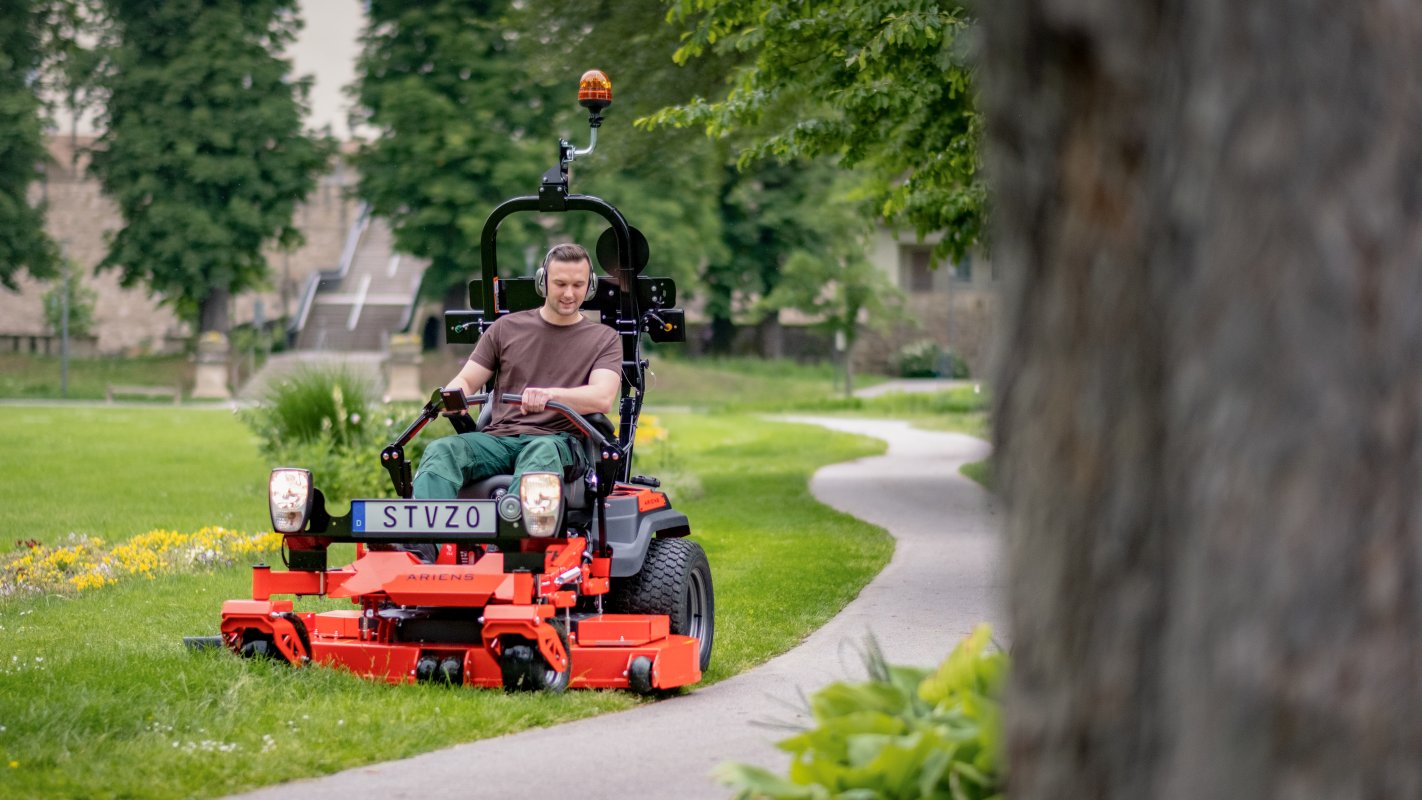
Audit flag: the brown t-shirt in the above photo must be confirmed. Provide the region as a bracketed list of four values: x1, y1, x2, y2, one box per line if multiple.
[470, 309, 621, 436]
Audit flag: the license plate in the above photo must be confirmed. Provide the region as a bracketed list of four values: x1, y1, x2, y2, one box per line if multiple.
[351, 500, 496, 537]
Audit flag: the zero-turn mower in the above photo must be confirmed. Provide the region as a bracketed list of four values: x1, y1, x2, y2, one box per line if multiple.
[209, 71, 713, 693]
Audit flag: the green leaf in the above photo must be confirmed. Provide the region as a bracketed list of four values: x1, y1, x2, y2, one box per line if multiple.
[712, 761, 820, 799]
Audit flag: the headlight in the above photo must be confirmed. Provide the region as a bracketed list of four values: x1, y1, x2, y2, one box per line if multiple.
[519, 472, 563, 538]
[269, 468, 313, 533]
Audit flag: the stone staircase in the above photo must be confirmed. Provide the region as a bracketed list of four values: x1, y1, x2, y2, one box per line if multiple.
[292, 210, 428, 352]
[239, 209, 432, 403]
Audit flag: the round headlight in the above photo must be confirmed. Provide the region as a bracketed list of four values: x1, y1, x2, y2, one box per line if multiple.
[269, 468, 313, 533]
[519, 472, 563, 538]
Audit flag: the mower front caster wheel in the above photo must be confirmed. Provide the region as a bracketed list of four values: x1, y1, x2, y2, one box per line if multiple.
[628, 656, 654, 695]
[500, 621, 570, 693]
[238, 634, 285, 663]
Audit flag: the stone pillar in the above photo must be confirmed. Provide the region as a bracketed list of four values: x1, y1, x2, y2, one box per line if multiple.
[192, 332, 231, 400]
[386, 333, 424, 402]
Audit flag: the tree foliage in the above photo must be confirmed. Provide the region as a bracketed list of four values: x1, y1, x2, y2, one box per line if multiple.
[0, 0, 59, 291]
[647, 0, 985, 262]
[351, 0, 558, 294]
[760, 168, 902, 392]
[34, 0, 109, 157]
[89, 0, 332, 333]
[509, 0, 734, 294]
[515, 1, 899, 352]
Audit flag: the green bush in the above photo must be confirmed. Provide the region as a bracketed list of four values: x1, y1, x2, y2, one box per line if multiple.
[241, 366, 429, 504]
[245, 365, 379, 447]
[42, 269, 98, 338]
[716, 625, 1006, 800]
[896, 340, 969, 379]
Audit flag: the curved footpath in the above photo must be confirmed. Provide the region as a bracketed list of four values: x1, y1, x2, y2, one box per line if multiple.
[231, 417, 1002, 800]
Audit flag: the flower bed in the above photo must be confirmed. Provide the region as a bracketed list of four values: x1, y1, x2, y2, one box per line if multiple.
[1, 527, 281, 596]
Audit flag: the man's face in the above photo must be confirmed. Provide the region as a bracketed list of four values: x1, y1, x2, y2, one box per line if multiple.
[543, 257, 591, 322]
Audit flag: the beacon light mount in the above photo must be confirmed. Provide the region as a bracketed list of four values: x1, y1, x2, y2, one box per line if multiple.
[566, 69, 613, 165]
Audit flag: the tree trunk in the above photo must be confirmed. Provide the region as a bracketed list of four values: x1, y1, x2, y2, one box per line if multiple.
[842, 334, 854, 399]
[756, 312, 784, 359]
[707, 315, 736, 356]
[980, 2, 1422, 798]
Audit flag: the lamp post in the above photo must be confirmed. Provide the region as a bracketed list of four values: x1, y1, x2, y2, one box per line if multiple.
[60, 242, 71, 399]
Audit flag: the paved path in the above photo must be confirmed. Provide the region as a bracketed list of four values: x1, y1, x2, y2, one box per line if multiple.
[231, 418, 1001, 800]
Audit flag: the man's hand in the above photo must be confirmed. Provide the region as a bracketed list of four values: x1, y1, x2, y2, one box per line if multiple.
[521, 387, 553, 414]
[515, 371, 618, 417]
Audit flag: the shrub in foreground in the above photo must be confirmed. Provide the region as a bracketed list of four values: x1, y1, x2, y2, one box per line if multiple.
[716, 624, 1006, 799]
[241, 366, 425, 504]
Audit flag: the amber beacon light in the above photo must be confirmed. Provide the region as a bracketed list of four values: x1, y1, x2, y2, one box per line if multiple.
[578, 69, 613, 112]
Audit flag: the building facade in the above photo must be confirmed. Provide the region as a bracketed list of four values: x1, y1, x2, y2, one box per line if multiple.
[0, 136, 359, 355]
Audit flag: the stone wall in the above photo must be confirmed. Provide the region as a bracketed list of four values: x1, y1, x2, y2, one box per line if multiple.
[0, 136, 358, 354]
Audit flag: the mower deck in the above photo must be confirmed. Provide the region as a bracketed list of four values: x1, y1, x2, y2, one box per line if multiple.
[219, 548, 702, 692]
[222, 601, 699, 690]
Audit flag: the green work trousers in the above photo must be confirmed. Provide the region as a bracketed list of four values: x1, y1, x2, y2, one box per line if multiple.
[412, 432, 582, 500]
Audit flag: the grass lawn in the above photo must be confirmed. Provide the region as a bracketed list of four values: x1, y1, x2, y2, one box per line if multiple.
[0, 353, 194, 402]
[960, 458, 995, 491]
[643, 356, 991, 439]
[0, 407, 888, 799]
[0, 406, 272, 546]
[639, 355, 882, 409]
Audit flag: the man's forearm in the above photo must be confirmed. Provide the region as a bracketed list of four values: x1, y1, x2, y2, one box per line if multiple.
[446, 360, 494, 398]
[542, 384, 617, 415]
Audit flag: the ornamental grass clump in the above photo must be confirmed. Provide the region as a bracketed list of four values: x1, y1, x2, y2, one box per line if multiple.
[716, 624, 1006, 800]
[242, 366, 424, 504]
[247, 365, 379, 448]
[0, 527, 281, 597]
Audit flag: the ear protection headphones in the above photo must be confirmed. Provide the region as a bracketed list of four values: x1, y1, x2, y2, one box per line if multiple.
[534, 244, 597, 301]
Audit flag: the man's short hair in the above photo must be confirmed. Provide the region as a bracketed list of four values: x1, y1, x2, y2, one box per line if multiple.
[543, 243, 591, 268]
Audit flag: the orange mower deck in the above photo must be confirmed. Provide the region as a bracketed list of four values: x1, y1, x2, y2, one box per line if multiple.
[218, 546, 702, 692]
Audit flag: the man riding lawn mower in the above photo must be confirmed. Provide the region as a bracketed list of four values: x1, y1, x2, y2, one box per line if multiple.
[207, 71, 714, 694]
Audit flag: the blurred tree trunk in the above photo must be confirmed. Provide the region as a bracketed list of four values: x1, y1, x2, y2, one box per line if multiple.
[756, 314, 784, 359]
[707, 315, 736, 355]
[981, 2, 1422, 798]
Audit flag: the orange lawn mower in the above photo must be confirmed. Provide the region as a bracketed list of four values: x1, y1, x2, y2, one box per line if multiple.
[196, 71, 713, 693]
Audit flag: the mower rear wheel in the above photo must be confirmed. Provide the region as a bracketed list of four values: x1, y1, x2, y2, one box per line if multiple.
[499, 620, 570, 693]
[608, 537, 715, 673]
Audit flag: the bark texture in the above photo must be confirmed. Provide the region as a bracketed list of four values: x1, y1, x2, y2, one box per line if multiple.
[980, 1, 1422, 797]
